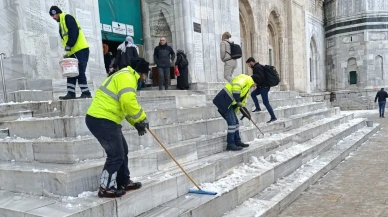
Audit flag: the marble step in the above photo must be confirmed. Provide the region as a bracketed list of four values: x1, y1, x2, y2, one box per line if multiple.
[6, 90, 53, 103]
[139, 118, 369, 217]
[0, 108, 342, 197]
[0, 99, 319, 139]
[0, 103, 341, 165]
[223, 123, 380, 217]
[0, 110, 32, 122]
[0, 115, 359, 217]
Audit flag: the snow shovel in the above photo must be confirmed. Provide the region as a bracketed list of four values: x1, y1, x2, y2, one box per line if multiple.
[240, 108, 265, 136]
[147, 129, 217, 195]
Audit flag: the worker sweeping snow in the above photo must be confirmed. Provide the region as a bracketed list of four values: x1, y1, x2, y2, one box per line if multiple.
[213, 74, 261, 151]
[85, 57, 150, 198]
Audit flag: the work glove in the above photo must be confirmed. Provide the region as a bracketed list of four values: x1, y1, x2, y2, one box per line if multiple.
[134, 119, 149, 136]
[236, 102, 243, 108]
[240, 107, 251, 121]
[65, 46, 71, 52]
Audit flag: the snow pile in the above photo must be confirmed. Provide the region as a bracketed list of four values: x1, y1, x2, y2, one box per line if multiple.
[342, 109, 378, 118]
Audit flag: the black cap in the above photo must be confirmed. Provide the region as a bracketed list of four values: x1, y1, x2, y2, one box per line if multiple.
[131, 57, 150, 74]
[49, 6, 62, 16]
[251, 74, 260, 84]
[246, 57, 255, 63]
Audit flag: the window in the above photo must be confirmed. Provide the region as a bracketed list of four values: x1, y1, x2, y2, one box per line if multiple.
[349, 71, 357, 84]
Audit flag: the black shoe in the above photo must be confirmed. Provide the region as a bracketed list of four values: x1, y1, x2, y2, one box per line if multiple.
[226, 143, 243, 151]
[120, 180, 142, 191]
[59, 94, 76, 100]
[97, 187, 126, 198]
[236, 141, 249, 148]
[252, 108, 262, 113]
[383, 116, 385, 118]
[78, 93, 92, 99]
[266, 118, 277, 124]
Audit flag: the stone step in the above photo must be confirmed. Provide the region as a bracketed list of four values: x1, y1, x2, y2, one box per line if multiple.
[0, 107, 342, 197]
[6, 90, 53, 103]
[0, 98, 317, 139]
[0, 114, 360, 217]
[206, 91, 300, 102]
[0, 110, 32, 122]
[0, 103, 339, 165]
[139, 118, 370, 217]
[223, 123, 380, 217]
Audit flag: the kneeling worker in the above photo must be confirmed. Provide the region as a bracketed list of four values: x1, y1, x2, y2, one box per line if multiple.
[213, 74, 261, 151]
[86, 57, 150, 198]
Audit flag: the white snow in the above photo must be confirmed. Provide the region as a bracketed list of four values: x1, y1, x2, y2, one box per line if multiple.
[341, 109, 378, 118]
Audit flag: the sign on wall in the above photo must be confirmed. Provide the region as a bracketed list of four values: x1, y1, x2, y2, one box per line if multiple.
[112, 21, 127, 35]
[102, 24, 112, 32]
[76, 8, 93, 37]
[126, 25, 134, 36]
[193, 22, 201, 33]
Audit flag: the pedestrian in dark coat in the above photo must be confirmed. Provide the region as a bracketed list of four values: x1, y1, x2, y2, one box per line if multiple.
[175, 49, 189, 90]
[103, 44, 111, 74]
[153, 37, 175, 90]
[113, 36, 139, 70]
[375, 88, 388, 118]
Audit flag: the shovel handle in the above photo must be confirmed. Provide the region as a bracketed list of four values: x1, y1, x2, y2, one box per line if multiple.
[240, 108, 264, 136]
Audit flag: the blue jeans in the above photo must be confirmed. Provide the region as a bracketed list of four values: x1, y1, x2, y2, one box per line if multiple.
[379, 101, 386, 117]
[68, 48, 90, 96]
[221, 107, 242, 145]
[251, 87, 276, 119]
[158, 67, 170, 90]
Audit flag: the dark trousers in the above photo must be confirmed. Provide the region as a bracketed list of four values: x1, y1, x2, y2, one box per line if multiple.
[251, 87, 276, 119]
[379, 101, 386, 117]
[158, 67, 170, 90]
[68, 48, 91, 96]
[221, 107, 242, 144]
[85, 115, 130, 189]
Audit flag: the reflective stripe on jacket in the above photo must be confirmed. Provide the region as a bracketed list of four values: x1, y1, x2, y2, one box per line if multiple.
[87, 66, 146, 126]
[59, 13, 89, 56]
[213, 74, 255, 113]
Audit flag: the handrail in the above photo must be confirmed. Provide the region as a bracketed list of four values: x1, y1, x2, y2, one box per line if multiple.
[0, 53, 7, 103]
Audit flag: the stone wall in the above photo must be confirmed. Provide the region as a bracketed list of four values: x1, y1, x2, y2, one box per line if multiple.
[0, 0, 105, 94]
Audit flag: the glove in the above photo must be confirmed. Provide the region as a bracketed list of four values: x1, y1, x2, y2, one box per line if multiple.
[236, 102, 243, 107]
[240, 107, 251, 121]
[65, 46, 71, 52]
[63, 54, 69, 58]
[134, 119, 149, 136]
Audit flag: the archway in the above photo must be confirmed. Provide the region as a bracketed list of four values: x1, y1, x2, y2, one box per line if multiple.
[267, 10, 283, 88]
[375, 55, 384, 85]
[239, 0, 255, 75]
[309, 37, 318, 92]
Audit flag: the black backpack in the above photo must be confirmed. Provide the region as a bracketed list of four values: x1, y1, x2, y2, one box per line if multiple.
[263, 65, 280, 87]
[226, 41, 242, 59]
[179, 56, 189, 68]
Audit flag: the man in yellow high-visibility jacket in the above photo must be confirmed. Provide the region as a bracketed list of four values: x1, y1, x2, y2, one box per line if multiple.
[213, 74, 260, 151]
[85, 57, 150, 198]
[50, 6, 91, 100]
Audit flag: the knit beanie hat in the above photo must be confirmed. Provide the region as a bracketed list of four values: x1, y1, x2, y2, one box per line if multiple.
[49, 6, 62, 16]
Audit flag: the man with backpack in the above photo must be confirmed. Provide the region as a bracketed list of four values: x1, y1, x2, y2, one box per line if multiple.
[246, 57, 278, 123]
[220, 32, 242, 82]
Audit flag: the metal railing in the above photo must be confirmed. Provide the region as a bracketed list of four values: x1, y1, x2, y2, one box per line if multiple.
[0, 53, 7, 103]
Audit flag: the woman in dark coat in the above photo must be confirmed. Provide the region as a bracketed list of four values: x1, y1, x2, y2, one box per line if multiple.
[113, 36, 139, 70]
[175, 49, 189, 90]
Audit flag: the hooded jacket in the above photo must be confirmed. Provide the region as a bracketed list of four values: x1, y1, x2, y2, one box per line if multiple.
[114, 36, 139, 70]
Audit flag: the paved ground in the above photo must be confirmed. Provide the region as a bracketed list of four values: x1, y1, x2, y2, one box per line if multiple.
[280, 111, 388, 217]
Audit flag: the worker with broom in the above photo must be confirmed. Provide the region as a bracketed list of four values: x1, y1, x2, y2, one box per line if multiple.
[213, 74, 261, 151]
[85, 57, 150, 198]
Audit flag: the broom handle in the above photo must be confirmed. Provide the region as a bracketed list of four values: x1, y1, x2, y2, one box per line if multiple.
[147, 128, 202, 190]
[240, 108, 264, 136]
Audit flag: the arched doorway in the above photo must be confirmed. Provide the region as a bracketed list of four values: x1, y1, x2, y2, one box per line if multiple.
[375, 55, 384, 86]
[309, 37, 318, 92]
[267, 10, 283, 89]
[239, 0, 255, 75]
[347, 58, 358, 86]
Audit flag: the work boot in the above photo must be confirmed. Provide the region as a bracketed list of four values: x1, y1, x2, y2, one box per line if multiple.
[98, 187, 126, 198]
[226, 143, 243, 151]
[266, 118, 277, 124]
[59, 94, 76, 100]
[252, 108, 262, 113]
[119, 180, 142, 191]
[78, 93, 92, 99]
[236, 141, 249, 148]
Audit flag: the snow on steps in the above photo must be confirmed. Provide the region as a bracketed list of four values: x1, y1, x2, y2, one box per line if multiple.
[0, 115, 361, 216]
[0, 107, 342, 197]
[139, 119, 374, 217]
[223, 123, 380, 217]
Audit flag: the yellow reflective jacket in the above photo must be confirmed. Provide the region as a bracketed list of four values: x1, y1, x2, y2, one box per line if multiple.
[213, 74, 255, 113]
[87, 66, 146, 126]
[59, 13, 89, 56]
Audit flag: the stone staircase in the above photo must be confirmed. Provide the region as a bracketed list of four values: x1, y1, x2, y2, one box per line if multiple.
[0, 83, 379, 217]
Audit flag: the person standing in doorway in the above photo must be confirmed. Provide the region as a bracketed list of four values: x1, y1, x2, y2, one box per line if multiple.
[103, 44, 111, 74]
[375, 88, 388, 118]
[113, 36, 139, 70]
[220, 32, 237, 82]
[175, 49, 189, 90]
[246, 57, 277, 123]
[49, 6, 91, 100]
[153, 37, 175, 90]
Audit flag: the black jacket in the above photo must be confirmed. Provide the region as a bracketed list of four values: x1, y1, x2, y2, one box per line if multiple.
[114, 47, 139, 70]
[252, 63, 268, 88]
[375, 90, 388, 102]
[59, 14, 79, 48]
[154, 43, 175, 68]
[104, 53, 111, 73]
